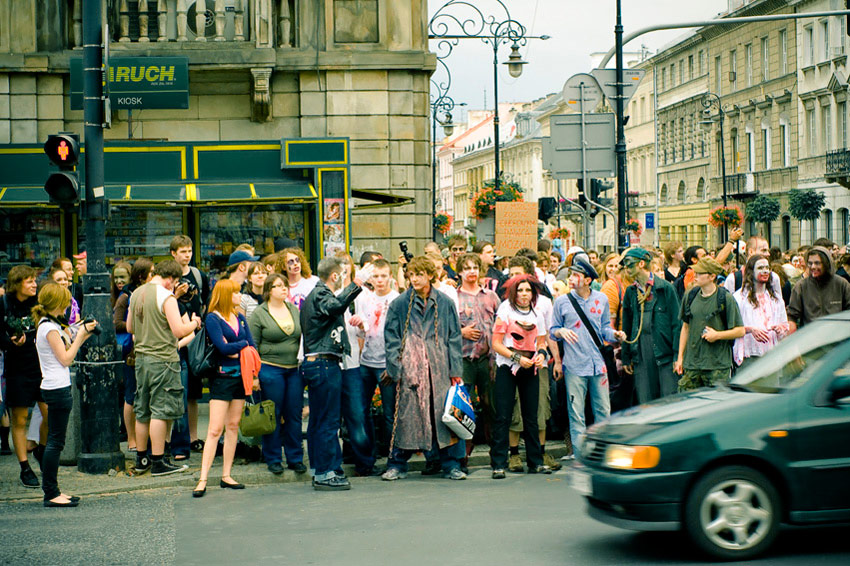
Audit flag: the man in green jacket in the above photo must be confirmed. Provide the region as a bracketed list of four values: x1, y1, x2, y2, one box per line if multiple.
[620, 248, 682, 403]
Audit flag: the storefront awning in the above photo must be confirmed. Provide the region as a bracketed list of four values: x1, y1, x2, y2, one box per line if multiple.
[350, 188, 413, 209]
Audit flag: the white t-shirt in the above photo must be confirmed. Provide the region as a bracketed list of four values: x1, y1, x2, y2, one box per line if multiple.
[435, 283, 459, 311]
[536, 295, 553, 331]
[155, 283, 172, 311]
[36, 319, 71, 390]
[355, 288, 400, 368]
[288, 275, 319, 309]
[493, 301, 546, 368]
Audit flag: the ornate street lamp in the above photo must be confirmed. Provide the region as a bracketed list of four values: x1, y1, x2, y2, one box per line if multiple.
[700, 92, 728, 243]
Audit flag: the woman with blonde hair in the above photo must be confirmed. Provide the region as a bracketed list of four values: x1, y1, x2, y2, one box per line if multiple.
[194, 279, 257, 497]
[33, 282, 97, 506]
[275, 248, 318, 308]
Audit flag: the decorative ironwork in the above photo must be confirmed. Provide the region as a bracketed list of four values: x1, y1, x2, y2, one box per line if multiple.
[826, 149, 850, 177]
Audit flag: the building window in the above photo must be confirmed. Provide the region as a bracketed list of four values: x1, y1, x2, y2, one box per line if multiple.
[840, 17, 847, 55]
[779, 29, 787, 74]
[731, 127, 739, 173]
[761, 124, 771, 170]
[823, 104, 833, 151]
[824, 209, 834, 240]
[840, 208, 849, 244]
[821, 20, 830, 62]
[730, 50, 737, 90]
[679, 59, 684, 84]
[745, 43, 753, 87]
[680, 117, 686, 161]
[805, 25, 814, 65]
[715, 56, 722, 95]
[761, 37, 769, 81]
[671, 64, 675, 86]
[840, 101, 848, 148]
[661, 67, 666, 90]
[780, 119, 790, 166]
[688, 55, 694, 80]
[746, 128, 755, 172]
[807, 108, 817, 156]
[699, 50, 706, 75]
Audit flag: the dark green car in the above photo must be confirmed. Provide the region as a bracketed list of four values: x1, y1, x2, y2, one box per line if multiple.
[569, 312, 850, 561]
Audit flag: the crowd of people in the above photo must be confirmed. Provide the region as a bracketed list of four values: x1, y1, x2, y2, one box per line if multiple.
[1, 228, 850, 504]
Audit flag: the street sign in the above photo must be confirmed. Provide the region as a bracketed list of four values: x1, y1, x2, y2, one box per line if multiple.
[70, 56, 189, 110]
[543, 113, 616, 179]
[562, 73, 603, 111]
[590, 68, 646, 104]
[645, 212, 655, 229]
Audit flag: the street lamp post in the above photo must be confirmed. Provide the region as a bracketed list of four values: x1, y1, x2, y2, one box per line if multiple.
[700, 92, 728, 243]
[431, 89, 460, 241]
[429, 0, 547, 206]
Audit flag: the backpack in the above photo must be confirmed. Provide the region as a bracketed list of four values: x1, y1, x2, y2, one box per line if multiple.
[187, 266, 203, 290]
[682, 285, 730, 331]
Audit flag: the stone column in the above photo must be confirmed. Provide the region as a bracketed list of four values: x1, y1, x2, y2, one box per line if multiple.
[176, 0, 188, 41]
[279, 0, 291, 47]
[195, 0, 207, 41]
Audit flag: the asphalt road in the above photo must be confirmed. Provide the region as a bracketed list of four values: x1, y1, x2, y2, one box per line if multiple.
[1, 468, 848, 566]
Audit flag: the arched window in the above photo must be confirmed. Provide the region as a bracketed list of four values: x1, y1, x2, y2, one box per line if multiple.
[822, 209, 834, 241]
[840, 208, 850, 245]
[660, 183, 668, 204]
[677, 181, 686, 203]
[697, 178, 706, 201]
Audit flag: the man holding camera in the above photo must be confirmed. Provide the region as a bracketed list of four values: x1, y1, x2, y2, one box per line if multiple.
[169, 236, 210, 459]
[127, 259, 201, 476]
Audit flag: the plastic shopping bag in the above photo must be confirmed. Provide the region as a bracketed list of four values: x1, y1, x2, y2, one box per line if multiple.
[441, 384, 476, 440]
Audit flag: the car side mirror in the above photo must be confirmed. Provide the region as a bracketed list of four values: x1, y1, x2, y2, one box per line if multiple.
[828, 375, 850, 404]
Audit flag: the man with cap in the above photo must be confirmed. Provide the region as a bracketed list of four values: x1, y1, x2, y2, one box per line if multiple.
[225, 249, 259, 287]
[674, 257, 745, 391]
[620, 248, 682, 403]
[550, 257, 626, 459]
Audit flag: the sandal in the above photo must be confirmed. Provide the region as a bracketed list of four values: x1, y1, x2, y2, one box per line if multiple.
[190, 440, 205, 453]
[173, 454, 189, 461]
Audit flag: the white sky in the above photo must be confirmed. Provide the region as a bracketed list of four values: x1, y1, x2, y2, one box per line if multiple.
[428, 0, 730, 115]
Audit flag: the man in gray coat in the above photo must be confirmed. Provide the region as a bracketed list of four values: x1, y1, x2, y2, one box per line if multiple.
[381, 256, 466, 481]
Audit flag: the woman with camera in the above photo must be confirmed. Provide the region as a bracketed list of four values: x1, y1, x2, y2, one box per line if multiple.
[33, 282, 97, 506]
[194, 279, 257, 497]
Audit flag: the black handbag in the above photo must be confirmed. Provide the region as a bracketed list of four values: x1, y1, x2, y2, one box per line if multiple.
[186, 325, 216, 377]
[566, 293, 621, 387]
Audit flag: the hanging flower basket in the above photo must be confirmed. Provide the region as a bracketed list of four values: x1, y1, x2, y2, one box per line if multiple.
[469, 178, 524, 220]
[624, 218, 642, 236]
[548, 227, 570, 241]
[434, 212, 453, 235]
[708, 205, 743, 229]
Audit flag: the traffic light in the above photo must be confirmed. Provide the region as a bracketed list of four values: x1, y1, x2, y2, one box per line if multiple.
[43, 133, 80, 208]
[589, 179, 615, 218]
[538, 197, 556, 222]
[576, 178, 586, 210]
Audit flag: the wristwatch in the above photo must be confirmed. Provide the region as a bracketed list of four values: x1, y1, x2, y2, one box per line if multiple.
[510, 352, 522, 364]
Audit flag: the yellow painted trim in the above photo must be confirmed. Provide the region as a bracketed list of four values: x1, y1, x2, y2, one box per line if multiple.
[104, 146, 187, 180]
[185, 184, 197, 201]
[316, 167, 350, 257]
[284, 139, 349, 166]
[308, 183, 317, 198]
[192, 144, 281, 180]
[0, 187, 6, 200]
[124, 185, 131, 200]
[0, 148, 42, 154]
[249, 183, 257, 199]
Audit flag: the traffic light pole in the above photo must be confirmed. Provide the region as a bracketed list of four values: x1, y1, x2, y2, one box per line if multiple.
[579, 83, 593, 251]
[78, 0, 124, 474]
[614, 0, 627, 252]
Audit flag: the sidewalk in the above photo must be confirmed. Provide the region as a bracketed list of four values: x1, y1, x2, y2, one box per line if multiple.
[0, 403, 568, 501]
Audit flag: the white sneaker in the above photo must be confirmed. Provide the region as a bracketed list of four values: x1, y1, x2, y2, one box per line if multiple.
[381, 468, 407, 481]
[560, 454, 575, 461]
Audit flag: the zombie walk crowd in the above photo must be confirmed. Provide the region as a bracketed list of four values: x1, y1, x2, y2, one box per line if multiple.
[1, 229, 849, 505]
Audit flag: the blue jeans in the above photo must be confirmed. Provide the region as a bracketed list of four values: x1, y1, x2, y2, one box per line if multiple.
[340, 367, 376, 473]
[565, 372, 610, 458]
[259, 364, 304, 465]
[388, 441, 463, 474]
[301, 359, 342, 481]
[169, 359, 191, 457]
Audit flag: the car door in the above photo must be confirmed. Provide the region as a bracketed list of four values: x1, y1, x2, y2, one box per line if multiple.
[790, 352, 850, 517]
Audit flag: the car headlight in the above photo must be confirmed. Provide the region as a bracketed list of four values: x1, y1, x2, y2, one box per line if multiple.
[604, 445, 660, 470]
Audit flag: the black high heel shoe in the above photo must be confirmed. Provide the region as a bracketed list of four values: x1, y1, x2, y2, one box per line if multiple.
[193, 479, 207, 498]
[44, 498, 79, 508]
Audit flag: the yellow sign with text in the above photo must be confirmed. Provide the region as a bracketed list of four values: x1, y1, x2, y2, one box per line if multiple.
[495, 201, 538, 258]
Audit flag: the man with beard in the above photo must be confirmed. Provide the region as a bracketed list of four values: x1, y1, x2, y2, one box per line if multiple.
[787, 246, 850, 331]
[381, 256, 465, 481]
[300, 257, 374, 491]
[620, 248, 682, 403]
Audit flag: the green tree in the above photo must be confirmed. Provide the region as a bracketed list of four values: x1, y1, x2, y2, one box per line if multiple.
[788, 189, 826, 242]
[746, 194, 781, 223]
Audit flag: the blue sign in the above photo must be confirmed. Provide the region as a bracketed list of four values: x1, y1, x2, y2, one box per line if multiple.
[645, 212, 655, 229]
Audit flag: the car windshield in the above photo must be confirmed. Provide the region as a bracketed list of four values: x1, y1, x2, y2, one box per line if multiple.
[730, 320, 850, 393]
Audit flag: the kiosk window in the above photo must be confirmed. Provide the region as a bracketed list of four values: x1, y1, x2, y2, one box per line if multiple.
[0, 210, 61, 279]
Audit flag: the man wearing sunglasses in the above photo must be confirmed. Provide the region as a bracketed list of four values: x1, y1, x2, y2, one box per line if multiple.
[444, 234, 468, 283]
[620, 248, 682, 404]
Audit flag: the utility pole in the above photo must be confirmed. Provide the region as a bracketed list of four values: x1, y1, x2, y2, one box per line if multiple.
[614, 0, 627, 252]
[78, 0, 124, 474]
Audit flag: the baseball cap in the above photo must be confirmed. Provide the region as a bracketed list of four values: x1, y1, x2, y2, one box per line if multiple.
[568, 256, 599, 280]
[228, 250, 259, 266]
[623, 248, 653, 263]
[692, 257, 724, 275]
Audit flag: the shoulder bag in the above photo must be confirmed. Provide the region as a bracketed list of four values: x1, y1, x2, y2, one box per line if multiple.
[186, 323, 216, 377]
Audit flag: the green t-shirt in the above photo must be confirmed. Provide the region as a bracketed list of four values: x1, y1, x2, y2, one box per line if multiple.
[679, 287, 743, 371]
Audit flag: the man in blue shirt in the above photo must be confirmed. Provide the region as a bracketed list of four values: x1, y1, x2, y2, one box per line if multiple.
[550, 258, 625, 458]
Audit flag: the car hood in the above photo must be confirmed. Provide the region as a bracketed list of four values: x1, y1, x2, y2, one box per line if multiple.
[588, 387, 775, 444]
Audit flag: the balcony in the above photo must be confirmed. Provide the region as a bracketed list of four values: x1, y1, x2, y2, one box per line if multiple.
[826, 149, 850, 189]
[725, 172, 758, 199]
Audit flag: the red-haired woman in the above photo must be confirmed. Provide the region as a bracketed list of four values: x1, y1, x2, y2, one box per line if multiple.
[489, 274, 550, 479]
[194, 279, 257, 497]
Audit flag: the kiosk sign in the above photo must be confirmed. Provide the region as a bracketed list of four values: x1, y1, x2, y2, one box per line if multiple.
[70, 56, 189, 110]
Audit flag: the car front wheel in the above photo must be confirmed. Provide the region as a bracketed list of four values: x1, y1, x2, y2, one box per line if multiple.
[684, 465, 780, 561]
